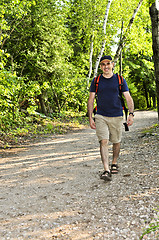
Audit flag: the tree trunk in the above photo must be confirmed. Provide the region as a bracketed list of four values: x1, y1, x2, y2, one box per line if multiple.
[119, 51, 122, 76]
[114, 0, 143, 65]
[38, 94, 47, 115]
[143, 81, 150, 108]
[49, 79, 61, 113]
[119, 21, 124, 76]
[87, 35, 94, 87]
[149, 3, 159, 120]
[152, 94, 156, 108]
[93, 0, 113, 77]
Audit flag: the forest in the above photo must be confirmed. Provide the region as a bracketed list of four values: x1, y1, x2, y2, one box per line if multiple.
[0, 0, 158, 144]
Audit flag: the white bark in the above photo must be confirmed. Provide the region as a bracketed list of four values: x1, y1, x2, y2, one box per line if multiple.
[87, 36, 94, 87]
[119, 21, 124, 75]
[93, 0, 113, 77]
[156, 0, 159, 10]
[113, 0, 143, 65]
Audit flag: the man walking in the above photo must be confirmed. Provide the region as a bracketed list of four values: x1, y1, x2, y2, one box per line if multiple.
[87, 55, 134, 181]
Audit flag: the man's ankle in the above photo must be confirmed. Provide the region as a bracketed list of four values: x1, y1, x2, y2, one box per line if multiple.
[112, 161, 117, 165]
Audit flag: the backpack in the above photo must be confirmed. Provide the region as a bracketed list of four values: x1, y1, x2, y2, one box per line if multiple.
[94, 73, 129, 130]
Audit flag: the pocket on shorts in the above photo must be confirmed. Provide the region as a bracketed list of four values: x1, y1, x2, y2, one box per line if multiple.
[94, 114, 102, 120]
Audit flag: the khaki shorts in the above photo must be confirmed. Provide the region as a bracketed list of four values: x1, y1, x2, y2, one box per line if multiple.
[95, 114, 123, 143]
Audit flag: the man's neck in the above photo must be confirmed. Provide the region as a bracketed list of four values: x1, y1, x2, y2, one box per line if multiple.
[103, 72, 114, 78]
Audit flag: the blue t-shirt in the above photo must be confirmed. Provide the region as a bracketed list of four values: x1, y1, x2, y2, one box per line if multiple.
[90, 73, 129, 117]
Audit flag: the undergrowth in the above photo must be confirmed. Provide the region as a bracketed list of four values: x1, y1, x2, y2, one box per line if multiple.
[0, 111, 89, 148]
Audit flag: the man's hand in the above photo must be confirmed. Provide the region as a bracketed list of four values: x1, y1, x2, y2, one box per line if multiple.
[127, 115, 134, 126]
[89, 118, 96, 129]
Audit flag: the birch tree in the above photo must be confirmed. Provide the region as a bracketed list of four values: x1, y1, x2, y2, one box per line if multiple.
[113, 0, 144, 65]
[149, 1, 159, 120]
[93, 0, 113, 77]
[87, 35, 94, 86]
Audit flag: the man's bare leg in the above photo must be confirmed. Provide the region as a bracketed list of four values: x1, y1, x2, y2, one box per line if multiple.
[111, 142, 120, 173]
[112, 142, 120, 164]
[100, 139, 110, 172]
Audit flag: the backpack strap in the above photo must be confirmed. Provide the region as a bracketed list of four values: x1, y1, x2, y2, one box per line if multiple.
[93, 74, 101, 116]
[117, 74, 123, 92]
[94, 74, 101, 94]
[116, 73, 128, 121]
[93, 74, 128, 122]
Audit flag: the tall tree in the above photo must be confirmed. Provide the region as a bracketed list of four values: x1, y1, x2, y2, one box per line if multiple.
[93, 0, 113, 77]
[113, 0, 144, 64]
[149, 2, 159, 120]
[3, 0, 73, 115]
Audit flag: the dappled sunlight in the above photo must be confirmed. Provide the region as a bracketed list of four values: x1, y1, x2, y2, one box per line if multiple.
[0, 137, 101, 189]
[32, 137, 81, 146]
[0, 147, 29, 156]
[1, 119, 159, 239]
[1, 148, 100, 170]
[1, 139, 134, 189]
[1, 211, 80, 239]
[1, 210, 79, 224]
[28, 130, 97, 147]
[120, 148, 130, 155]
[25, 174, 75, 186]
[1, 130, 102, 238]
[1, 209, 110, 239]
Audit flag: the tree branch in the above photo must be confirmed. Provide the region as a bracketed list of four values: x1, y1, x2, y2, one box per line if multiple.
[1, 15, 26, 49]
[93, 0, 113, 77]
[113, 0, 143, 65]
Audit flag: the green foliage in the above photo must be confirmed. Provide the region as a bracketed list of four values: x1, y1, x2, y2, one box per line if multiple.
[140, 207, 159, 239]
[0, 0, 157, 134]
[59, 75, 88, 112]
[147, 0, 155, 7]
[0, 111, 89, 148]
[141, 123, 159, 135]
[113, 1, 155, 110]
[0, 68, 41, 131]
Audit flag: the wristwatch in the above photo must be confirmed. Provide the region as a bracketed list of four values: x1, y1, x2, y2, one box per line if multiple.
[129, 112, 134, 117]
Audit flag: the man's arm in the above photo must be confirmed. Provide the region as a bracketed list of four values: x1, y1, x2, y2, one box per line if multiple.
[123, 91, 134, 126]
[87, 92, 96, 129]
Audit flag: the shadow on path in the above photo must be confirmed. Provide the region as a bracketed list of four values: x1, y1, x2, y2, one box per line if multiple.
[0, 111, 158, 240]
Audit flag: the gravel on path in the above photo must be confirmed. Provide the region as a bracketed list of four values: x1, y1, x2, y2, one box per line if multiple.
[0, 111, 159, 240]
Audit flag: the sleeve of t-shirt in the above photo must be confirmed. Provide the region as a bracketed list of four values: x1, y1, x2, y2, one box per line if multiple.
[90, 78, 96, 92]
[122, 78, 129, 92]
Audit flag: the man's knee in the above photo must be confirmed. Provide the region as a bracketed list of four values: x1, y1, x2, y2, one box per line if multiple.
[113, 142, 120, 147]
[100, 139, 109, 147]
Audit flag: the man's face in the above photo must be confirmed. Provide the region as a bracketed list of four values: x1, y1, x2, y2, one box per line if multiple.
[100, 60, 114, 75]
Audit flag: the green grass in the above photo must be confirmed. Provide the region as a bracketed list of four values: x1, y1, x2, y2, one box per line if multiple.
[140, 208, 159, 239]
[141, 123, 159, 136]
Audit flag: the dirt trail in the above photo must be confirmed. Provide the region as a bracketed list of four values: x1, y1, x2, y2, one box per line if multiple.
[0, 111, 159, 240]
